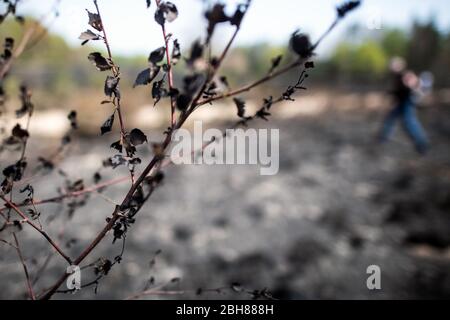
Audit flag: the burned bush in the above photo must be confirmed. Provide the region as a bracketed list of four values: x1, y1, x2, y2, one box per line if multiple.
[0, 0, 361, 300]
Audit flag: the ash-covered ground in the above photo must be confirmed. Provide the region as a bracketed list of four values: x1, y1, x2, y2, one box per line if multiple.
[1, 94, 449, 300]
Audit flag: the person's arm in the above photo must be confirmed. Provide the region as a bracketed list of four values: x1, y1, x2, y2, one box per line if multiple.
[403, 71, 423, 96]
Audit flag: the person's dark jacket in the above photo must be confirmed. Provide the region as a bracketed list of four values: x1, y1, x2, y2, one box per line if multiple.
[390, 72, 411, 103]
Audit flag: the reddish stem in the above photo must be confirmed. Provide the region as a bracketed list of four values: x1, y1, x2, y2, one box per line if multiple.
[13, 233, 36, 300]
[155, 0, 176, 128]
[1, 196, 72, 264]
[93, 1, 126, 138]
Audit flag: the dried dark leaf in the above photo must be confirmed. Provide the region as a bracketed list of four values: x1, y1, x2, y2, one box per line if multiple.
[94, 258, 112, 276]
[100, 113, 115, 135]
[203, 81, 218, 99]
[256, 108, 271, 121]
[88, 52, 111, 71]
[15, 16, 25, 25]
[269, 55, 282, 73]
[176, 94, 191, 111]
[122, 136, 137, 156]
[128, 157, 142, 166]
[16, 85, 33, 118]
[133, 66, 160, 88]
[163, 2, 178, 22]
[61, 134, 71, 146]
[68, 110, 78, 129]
[152, 79, 168, 106]
[289, 30, 313, 59]
[110, 140, 122, 153]
[78, 30, 99, 42]
[146, 171, 165, 186]
[205, 4, 229, 42]
[154, 1, 178, 25]
[0, 84, 5, 107]
[183, 73, 205, 95]
[20, 184, 34, 198]
[149, 46, 166, 65]
[104, 76, 119, 97]
[219, 76, 229, 89]
[11, 124, 29, 141]
[230, 3, 248, 28]
[68, 179, 84, 192]
[171, 39, 181, 65]
[233, 98, 246, 118]
[129, 128, 147, 146]
[2, 160, 27, 181]
[337, 1, 361, 18]
[186, 40, 203, 67]
[109, 154, 127, 169]
[1, 178, 12, 194]
[5, 37, 14, 50]
[263, 96, 273, 110]
[154, 7, 165, 25]
[93, 172, 101, 183]
[26, 208, 40, 220]
[86, 10, 103, 32]
[37, 157, 54, 171]
[304, 61, 315, 69]
[2, 37, 14, 60]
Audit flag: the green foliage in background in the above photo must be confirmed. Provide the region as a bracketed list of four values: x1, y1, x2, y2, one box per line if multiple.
[330, 40, 387, 81]
[1, 16, 450, 109]
[0, 18, 145, 98]
[327, 21, 450, 86]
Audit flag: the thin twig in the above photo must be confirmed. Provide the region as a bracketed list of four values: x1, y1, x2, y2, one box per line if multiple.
[32, 221, 69, 286]
[1, 195, 72, 264]
[32, 251, 53, 286]
[93, 0, 125, 136]
[0, 176, 128, 211]
[188, 26, 242, 113]
[93, 0, 133, 184]
[12, 233, 36, 300]
[197, 59, 302, 107]
[155, 0, 176, 128]
[0, 237, 17, 249]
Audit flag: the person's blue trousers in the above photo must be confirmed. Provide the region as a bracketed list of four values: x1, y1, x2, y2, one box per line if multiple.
[380, 97, 429, 154]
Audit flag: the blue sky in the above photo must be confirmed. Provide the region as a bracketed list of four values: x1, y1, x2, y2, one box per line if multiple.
[11, 0, 450, 57]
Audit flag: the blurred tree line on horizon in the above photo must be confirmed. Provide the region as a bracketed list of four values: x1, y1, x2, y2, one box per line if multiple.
[1, 16, 450, 110]
[323, 21, 450, 88]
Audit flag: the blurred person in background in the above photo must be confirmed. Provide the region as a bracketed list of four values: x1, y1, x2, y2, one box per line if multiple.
[378, 57, 430, 155]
